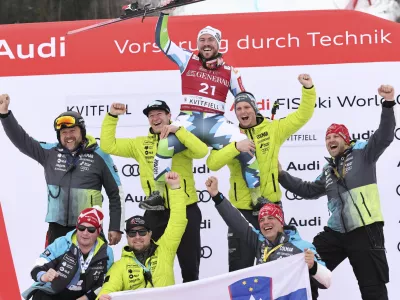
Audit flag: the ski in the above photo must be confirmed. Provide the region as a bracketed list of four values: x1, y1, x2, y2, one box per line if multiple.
[67, 0, 206, 35]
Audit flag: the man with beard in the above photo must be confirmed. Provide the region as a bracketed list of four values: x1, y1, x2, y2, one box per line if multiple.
[0, 94, 124, 247]
[97, 172, 187, 299]
[141, 3, 264, 211]
[278, 85, 395, 299]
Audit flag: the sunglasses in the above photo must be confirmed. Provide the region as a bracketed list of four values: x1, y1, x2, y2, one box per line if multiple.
[126, 229, 148, 237]
[54, 116, 77, 130]
[77, 224, 98, 234]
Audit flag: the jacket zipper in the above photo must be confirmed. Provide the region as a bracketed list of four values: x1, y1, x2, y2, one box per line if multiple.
[67, 171, 73, 226]
[360, 192, 372, 217]
[336, 184, 348, 233]
[90, 195, 93, 207]
[234, 183, 238, 201]
[165, 184, 170, 208]
[183, 179, 190, 197]
[147, 180, 152, 195]
[271, 173, 277, 192]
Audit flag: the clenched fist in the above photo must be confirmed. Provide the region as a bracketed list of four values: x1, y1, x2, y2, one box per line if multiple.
[0, 94, 10, 114]
[304, 249, 315, 269]
[378, 85, 394, 101]
[205, 176, 219, 197]
[110, 103, 126, 116]
[298, 74, 313, 88]
[165, 171, 180, 190]
[40, 268, 59, 283]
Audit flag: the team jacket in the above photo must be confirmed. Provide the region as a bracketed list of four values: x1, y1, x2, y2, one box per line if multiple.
[279, 103, 396, 233]
[22, 230, 114, 300]
[0, 111, 124, 231]
[97, 188, 188, 297]
[155, 13, 246, 114]
[214, 194, 331, 289]
[100, 113, 209, 208]
[206, 87, 317, 209]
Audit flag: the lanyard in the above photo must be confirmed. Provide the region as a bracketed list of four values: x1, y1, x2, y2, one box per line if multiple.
[133, 257, 151, 273]
[263, 244, 283, 262]
[78, 242, 96, 274]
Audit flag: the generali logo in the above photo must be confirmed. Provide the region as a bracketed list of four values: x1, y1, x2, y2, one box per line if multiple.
[0, 36, 66, 59]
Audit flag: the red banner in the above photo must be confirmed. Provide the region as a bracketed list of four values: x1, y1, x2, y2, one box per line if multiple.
[0, 203, 20, 300]
[0, 10, 399, 77]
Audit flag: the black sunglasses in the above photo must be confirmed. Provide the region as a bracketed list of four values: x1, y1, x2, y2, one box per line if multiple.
[126, 229, 148, 237]
[77, 224, 97, 234]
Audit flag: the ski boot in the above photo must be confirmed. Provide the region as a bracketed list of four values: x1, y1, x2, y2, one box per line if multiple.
[139, 191, 166, 211]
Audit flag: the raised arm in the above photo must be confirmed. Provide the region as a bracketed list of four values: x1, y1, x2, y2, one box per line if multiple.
[278, 162, 326, 199]
[0, 94, 48, 165]
[157, 172, 188, 254]
[277, 75, 317, 143]
[206, 176, 261, 251]
[229, 67, 246, 96]
[363, 85, 396, 163]
[100, 104, 139, 159]
[155, 13, 192, 73]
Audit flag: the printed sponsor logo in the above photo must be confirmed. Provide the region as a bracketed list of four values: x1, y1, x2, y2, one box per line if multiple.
[286, 161, 320, 171]
[285, 190, 304, 200]
[286, 134, 317, 142]
[193, 164, 210, 174]
[197, 190, 212, 203]
[66, 104, 132, 117]
[351, 130, 375, 141]
[288, 217, 322, 227]
[122, 164, 140, 177]
[0, 37, 66, 60]
[201, 246, 212, 259]
[337, 94, 400, 107]
[200, 219, 211, 229]
[125, 194, 146, 203]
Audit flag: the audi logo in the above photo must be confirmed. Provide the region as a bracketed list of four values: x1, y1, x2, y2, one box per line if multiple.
[122, 164, 140, 177]
[396, 185, 400, 197]
[285, 190, 303, 200]
[197, 190, 212, 203]
[201, 246, 212, 259]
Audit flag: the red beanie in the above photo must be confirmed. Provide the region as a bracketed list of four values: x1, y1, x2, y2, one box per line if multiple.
[77, 206, 104, 233]
[326, 123, 351, 145]
[258, 203, 284, 226]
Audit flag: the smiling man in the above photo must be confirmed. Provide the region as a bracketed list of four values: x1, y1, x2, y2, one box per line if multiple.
[0, 94, 124, 247]
[278, 85, 396, 299]
[205, 176, 331, 299]
[205, 74, 316, 272]
[100, 100, 207, 283]
[147, 5, 266, 214]
[97, 172, 187, 299]
[22, 206, 114, 300]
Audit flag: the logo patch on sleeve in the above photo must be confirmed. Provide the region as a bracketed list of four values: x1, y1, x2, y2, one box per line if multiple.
[42, 249, 51, 257]
[113, 165, 118, 173]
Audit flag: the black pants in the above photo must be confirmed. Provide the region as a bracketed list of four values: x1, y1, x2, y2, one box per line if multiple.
[228, 209, 260, 272]
[312, 222, 389, 300]
[144, 203, 202, 282]
[45, 223, 75, 247]
[32, 289, 83, 300]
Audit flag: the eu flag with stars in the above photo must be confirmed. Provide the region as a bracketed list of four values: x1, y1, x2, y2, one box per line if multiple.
[228, 276, 272, 300]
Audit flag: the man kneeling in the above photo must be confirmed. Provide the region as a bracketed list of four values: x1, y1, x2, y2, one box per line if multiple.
[98, 172, 187, 299]
[205, 176, 332, 299]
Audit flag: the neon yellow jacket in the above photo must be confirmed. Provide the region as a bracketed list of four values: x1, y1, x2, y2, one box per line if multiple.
[206, 87, 317, 209]
[100, 114, 209, 207]
[96, 188, 187, 297]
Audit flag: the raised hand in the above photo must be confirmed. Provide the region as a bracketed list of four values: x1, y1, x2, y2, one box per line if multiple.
[160, 125, 180, 139]
[110, 103, 126, 116]
[378, 85, 394, 101]
[205, 176, 219, 197]
[165, 171, 180, 189]
[298, 74, 313, 88]
[0, 94, 10, 114]
[304, 249, 315, 269]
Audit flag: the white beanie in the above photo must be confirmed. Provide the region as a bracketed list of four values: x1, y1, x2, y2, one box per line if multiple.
[197, 26, 222, 50]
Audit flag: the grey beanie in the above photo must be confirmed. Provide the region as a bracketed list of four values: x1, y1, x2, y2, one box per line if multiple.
[234, 92, 259, 114]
